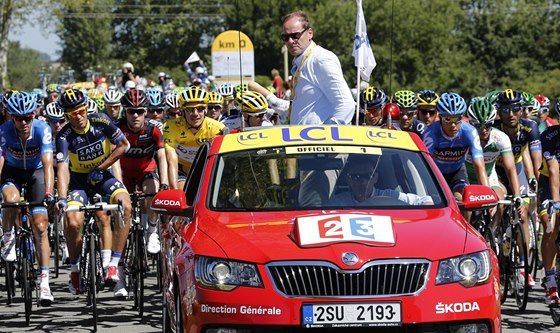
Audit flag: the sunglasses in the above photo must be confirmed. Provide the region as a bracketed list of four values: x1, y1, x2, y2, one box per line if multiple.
[499, 105, 521, 113]
[183, 106, 205, 113]
[473, 122, 493, 129]
[400, 110, 416, 118]
[419, 109, 437, 116]
[208, 105, 222, 110]
[49, 118, 66, 124]
[148, 109, 164, 114]
[366, 107, 382, 114]
[65, 106, 87, 118]
[13, 115, 34, 123]
[126, 108, 147, 115]
[249, 113, 266, 118]
[348, 172, 373, 182]
[538, 107, 549, 114]
[441, 116, 462, 124]
[281, 27, 309, 42]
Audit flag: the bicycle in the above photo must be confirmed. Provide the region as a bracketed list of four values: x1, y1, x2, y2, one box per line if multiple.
[65, 196, 123, 332]
[470, 208, 498, 255]
[123, 190, 155, 317]
[1, 198, 48, 325]
[546, 201, 560, 326]
[497, 194, 531, 312]
[48, 211, 66, 278]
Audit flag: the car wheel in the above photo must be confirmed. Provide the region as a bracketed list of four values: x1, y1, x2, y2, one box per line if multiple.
[175, 288, 184, 333]
[162, 291, 172, 333]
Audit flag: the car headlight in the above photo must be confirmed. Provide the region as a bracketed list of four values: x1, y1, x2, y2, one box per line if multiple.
[195, 256, 263, 291]
[436, 250, 491, 287]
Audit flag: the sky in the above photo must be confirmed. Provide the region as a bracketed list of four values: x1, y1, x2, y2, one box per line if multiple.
[9, 21, 61, 61]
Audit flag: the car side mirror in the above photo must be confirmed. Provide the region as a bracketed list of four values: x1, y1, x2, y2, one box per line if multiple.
[150, 189, 193, 218]
[458, 185, 499, 211]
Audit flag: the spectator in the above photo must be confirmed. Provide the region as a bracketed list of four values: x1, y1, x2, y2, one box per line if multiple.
[282, 10, 354, 125]
[271, 69, 283, 98]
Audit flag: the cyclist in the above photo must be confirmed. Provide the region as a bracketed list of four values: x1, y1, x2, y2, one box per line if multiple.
[218, 83, 237, 116]
[423, 92, 489, 200]
[360, 87, 387, 127]
[417, 90, 439, 127]
[466, 99, 533, 285]
[538, 124, 560, 305]
[163, 87, 224, 189]
[102, 87, 124, 123]
[0, 91, 55, 304]
[520, 92, 539, 122]
[164, 93, 182, 121]
[44, 83, 60, 106]
[116, 89, 168, 254]
[222, 91, 273, 131]
[55, 88, 132, 297]
[535, 94, 558, 133]
[206, 91, 225, 121]
[393, 90, 425, 138]
[494, 89, 541, 198]
[146, 88, 165, 123]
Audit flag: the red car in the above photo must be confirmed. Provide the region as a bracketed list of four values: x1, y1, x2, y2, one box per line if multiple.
[153, 125, 501, 333]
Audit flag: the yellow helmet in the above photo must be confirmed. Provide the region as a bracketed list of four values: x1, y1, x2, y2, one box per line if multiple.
[178, 86, 208, 107]
[236, 91, 268, 114]
[207, 91, 224, 105]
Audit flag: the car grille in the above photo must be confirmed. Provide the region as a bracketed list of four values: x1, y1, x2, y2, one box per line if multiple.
[267, 259, 430, 297]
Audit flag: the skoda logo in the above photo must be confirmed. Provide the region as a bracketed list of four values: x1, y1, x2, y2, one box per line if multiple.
[342, 252, 359, 266]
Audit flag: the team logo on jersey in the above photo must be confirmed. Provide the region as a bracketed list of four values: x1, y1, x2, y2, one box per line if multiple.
[77, 141, 104, 161]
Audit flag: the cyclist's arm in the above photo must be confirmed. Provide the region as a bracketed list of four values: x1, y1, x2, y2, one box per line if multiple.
[57, 161, 70, 200]
[530, 148, 542, 181]
[521, 147, 535, 180]
[156, 148, 169, 187]
[501, 152, 521, 196]
[41, 152, 54, 195]
[166, 148, 179, 189]
[97, 137, 130, 171]
[472, 159, 489, 187]
[549, 158, 560, 202]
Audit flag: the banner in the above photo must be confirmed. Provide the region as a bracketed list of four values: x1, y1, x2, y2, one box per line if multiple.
[353, 0, 376, 82]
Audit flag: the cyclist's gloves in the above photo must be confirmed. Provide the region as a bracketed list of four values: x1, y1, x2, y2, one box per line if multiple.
[43, 192, 55, 207]
[57, 198, 68, 211]
[528, 177, 538, 192]
[159, 183, 169, 191]
[513, 196, 523, 208]
[87, 167, 106, 185]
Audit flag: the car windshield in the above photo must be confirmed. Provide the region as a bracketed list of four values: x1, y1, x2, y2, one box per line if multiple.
[209, 146, 445, 211]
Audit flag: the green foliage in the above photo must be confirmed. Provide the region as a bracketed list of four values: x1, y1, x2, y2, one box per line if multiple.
[7, 41, 43, 90]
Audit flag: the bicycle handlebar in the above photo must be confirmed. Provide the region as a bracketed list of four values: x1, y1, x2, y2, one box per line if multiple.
[498, 193, 536, 206]
[65, 203, 121, 212]
[1, 201, 45, 208]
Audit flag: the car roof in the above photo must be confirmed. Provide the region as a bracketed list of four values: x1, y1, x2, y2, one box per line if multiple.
[215, 125, 423, 154]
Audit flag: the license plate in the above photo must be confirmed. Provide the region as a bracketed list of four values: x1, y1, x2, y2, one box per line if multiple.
[302, 302, 402, 328]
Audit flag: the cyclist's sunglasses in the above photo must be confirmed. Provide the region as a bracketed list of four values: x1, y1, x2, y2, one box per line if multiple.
[13, 115, 34, 123]
[499, 105, 521, 114]
[126, 108, 147, 115]
[148, 108, 164, 114]
[183, 106, 205, 113]
[441, 116, 462, 124]
[419, 109, 437, 116]
[65, 106, 87, 118]
[473, 122, 493, 129]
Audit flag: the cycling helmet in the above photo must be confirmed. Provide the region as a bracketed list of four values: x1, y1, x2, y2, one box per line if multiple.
[218, 83, 234, 97]
[121, 89, 149, 108]
[392, 90, 418, 109]
[553, 98, 560, 117]
[236, 91, 268, 114]
[95, 96, 105, 112]
[234, 83, 248, 96]
[5, 91, 37, 116]
[45, 102, 64, 120]
[1, 90, 18, 108]
[417, 90, 439, 107]
[535, 94, 551, 111]
[436, 92, 467, 116]
[46, 84, 59, 94]
[88, 88, 103, 99]
[484, 90, 501, 105]
[178, 87, 208, 106]
[86, 97, 98, 115]
[165, 93, 180, 109]
[467, 98, 497, 125]
[57, 88, 87, 110]
[146, 89, 164, 108]
[103, 88, 123, 105]
[495, 89, 522, 107]
[207, 91, 224, 105]
[521, 91, 535, 107]
[360, 87, 388, 109]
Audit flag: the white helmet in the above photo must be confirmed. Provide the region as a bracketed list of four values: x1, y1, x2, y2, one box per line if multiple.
[103, 88, 123, 104]
[86, 97, 98, 115]
[122, 62, 134, 72]
[45, 101, 64, 120]
[165, 93, 180, 109]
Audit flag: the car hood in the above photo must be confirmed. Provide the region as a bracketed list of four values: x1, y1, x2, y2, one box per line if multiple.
[198, 208, 480, 267]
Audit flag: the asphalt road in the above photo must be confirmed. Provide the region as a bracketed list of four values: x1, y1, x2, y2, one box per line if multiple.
[2, 258, 560, 332]
[0, 257, 161, 332]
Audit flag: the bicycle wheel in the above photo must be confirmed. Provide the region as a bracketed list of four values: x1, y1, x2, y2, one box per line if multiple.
[496, 221, 509, 304]
[511, 224, 530, 311]
[135, 228, 145, 317]
[53, 215, 60, 279]
[21, 236, 32, 325]
[89, 234, 98, 332]
[528, 213, 540, 279]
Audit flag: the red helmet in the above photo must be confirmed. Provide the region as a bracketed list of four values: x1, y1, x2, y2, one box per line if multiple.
[535, 94, 550, 110]
[383, 103, 400, 120]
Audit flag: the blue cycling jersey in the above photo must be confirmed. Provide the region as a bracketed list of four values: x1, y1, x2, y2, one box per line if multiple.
[0, 119, 53, 170]
[423, 120, 484, 174]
